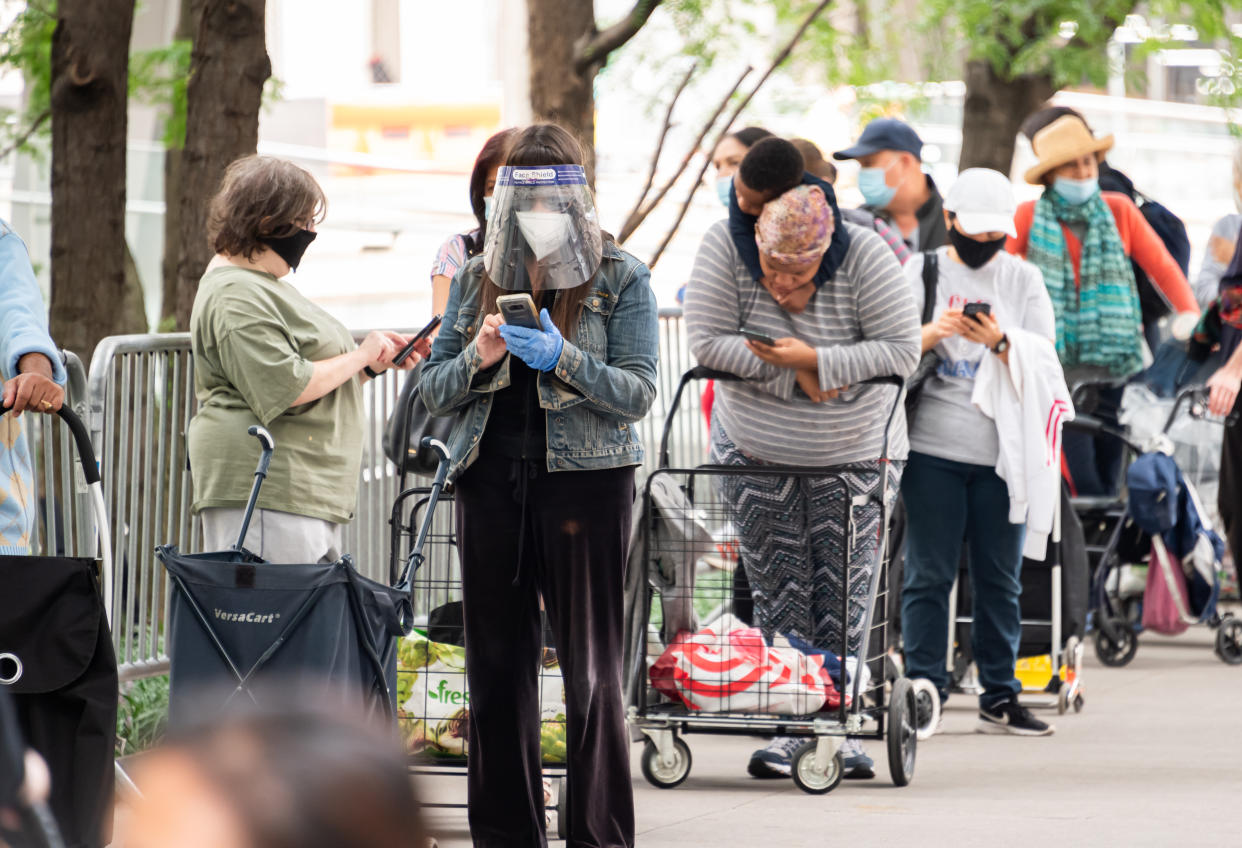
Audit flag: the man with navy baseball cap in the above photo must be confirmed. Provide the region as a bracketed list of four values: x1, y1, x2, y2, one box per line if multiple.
[835, 117, 946, 252]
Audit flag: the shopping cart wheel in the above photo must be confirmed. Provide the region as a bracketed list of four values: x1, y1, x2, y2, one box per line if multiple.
[910, 678, 940, 741]
[791, 740, 843, 795]
[555, 776, 568, 839]
[1215, 617, 1242, 665]
[640, 737, 692, 789]
[887, 677, 917, 787]
[1093, 619, 1138, 667]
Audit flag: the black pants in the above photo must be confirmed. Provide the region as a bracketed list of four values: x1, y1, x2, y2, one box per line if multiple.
[455, 456, 635, 848]
[1063, 384, 1125, 496]
[1219, 413, 1242, 583]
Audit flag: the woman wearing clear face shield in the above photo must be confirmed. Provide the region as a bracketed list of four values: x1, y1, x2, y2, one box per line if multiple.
[420, 124, 659, 848]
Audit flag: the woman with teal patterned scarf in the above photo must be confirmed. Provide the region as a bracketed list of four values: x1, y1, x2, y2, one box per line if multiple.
[1009, 116, 1198, 495]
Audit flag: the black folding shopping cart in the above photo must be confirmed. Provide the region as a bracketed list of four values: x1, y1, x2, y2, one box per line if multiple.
[0, 405, 117, 848]
[157, 427, 415, 726]
[627, 367, 916, 795]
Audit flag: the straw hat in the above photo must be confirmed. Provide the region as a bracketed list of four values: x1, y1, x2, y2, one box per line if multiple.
[1023, 115, 1114, 185]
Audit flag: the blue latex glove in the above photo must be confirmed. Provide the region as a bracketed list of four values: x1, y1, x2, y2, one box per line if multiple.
[498, 308, 564, 372]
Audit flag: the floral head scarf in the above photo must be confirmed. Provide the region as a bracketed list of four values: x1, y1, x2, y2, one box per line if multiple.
[754, 185, 835, 267]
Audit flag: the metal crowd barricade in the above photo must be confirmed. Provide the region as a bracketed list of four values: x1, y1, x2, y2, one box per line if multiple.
[82, 309, 694, 683]
[86, 333, 407, 682]
[25, 350, 93, 561]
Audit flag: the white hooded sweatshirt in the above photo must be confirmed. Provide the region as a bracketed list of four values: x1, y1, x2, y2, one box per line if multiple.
[971, 328, 1074, 560]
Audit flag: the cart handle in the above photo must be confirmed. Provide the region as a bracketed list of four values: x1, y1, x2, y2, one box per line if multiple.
[658, 369, 905, 469]
[1, 403, 99, 485]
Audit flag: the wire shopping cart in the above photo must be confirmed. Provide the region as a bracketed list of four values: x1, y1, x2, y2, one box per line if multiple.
[627, 367, 917, 795]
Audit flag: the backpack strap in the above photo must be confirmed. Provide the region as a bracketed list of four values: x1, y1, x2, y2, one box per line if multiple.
[920, 250, 938, 325]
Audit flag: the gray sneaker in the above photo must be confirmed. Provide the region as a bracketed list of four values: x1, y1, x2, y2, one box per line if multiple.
[840, 737, 875, 779]
[747, 736, 803, 778]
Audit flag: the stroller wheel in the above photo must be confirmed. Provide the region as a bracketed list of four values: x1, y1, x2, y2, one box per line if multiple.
[1073, 693, 1085, 713]
[1215, 617, 1242, 666]
[1093, 619, 1138, 667]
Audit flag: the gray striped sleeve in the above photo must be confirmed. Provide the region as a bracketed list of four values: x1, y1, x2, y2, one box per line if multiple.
[815, 229, 921, 391]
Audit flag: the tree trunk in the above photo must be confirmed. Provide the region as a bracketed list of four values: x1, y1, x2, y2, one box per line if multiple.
[47, 0, 136, 369]
[958, 58, 1056, 175]
[161, 0, 198, 331]
[174, 0, 270, 329]
[527, 0, 598, 180]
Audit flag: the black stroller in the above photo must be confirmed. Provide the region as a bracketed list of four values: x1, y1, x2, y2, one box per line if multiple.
[0, 405, 118, 848]
[157, 426, 431, 725]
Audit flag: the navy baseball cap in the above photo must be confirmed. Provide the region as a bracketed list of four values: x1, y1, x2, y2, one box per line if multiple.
[833, 118, 923, 161]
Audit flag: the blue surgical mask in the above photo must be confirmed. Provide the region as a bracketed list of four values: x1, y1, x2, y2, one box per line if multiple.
[1052, 177, 1099, 206]
[715, 175, 733, 208]
[858, 166, 897, 209]
[483, 196, 494, 220]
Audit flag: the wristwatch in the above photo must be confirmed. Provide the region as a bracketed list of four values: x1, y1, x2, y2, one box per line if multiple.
[991, 333, 1010, 355]
[363, 366, 380, 379]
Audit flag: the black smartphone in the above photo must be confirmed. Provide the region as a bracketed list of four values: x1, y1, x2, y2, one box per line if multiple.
[740, 327, 777, 346]
[496, 293, 542, 329]
[962, 302, 992, 322]
[393, 314, 442, 365]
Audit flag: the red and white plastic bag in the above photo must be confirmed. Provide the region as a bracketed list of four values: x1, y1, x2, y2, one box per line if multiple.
[650, 615, 842, 714]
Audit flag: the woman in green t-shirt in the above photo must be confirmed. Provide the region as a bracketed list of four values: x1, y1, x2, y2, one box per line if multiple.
[188, 155, 426, 563]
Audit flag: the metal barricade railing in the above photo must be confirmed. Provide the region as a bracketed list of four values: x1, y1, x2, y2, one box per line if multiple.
[81, 309, 696, 682]
[25, 350, 93, 561]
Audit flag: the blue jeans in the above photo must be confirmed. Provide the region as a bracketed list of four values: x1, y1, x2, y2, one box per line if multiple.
[900, 452, 1025, 707]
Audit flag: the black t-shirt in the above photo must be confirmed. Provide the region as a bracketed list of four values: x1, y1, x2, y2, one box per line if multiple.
[480, 292, 553, 461]
[481, 354, 548, 461]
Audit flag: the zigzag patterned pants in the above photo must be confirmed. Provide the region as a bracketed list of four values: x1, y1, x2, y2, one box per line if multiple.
[711, 424, 901, 657]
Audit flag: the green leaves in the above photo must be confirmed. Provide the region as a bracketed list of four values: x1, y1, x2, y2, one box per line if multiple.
[129, 40, 192, 149]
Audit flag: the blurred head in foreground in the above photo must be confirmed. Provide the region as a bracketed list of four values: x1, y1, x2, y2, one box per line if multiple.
[124, 698, 426, 848]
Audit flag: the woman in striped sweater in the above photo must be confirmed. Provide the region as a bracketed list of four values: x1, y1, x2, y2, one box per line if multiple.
[684, 183, 920, 780]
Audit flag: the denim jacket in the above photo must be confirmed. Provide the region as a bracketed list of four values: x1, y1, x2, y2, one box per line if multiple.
[421, 241, 659, 480]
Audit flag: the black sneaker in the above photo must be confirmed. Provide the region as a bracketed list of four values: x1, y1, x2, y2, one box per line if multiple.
[977, 697, 1055, 737]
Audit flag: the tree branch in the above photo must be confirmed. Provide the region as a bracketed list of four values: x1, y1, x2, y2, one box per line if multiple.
[574, 0, 663, 74]
[649, 0, 834, 269]
[0, 108, 50, 160]
[619, 64, 749, 244]
[617, 62, 697, 243]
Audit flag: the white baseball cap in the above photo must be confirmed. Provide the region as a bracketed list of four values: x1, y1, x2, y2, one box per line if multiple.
[944, 168, 1018, 238]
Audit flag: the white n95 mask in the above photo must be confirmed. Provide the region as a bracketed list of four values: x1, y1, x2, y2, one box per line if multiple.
[515, 211, 571, 260]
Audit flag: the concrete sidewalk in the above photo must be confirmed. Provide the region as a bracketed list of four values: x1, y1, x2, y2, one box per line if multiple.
[420, 622, 1241, 847]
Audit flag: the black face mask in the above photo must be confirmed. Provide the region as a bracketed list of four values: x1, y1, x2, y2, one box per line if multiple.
[260, 228, 317, 271]
[948, 226, 1006, 270]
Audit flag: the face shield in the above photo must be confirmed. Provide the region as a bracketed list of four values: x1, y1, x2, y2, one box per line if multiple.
[483, 165, 603, 291]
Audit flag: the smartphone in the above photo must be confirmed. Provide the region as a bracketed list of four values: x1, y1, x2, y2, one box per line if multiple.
[962, 302, 992, 322]
[496, 293, 541, 329]
[393, 314, 442, 365]
[740, 327, 777, 346]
